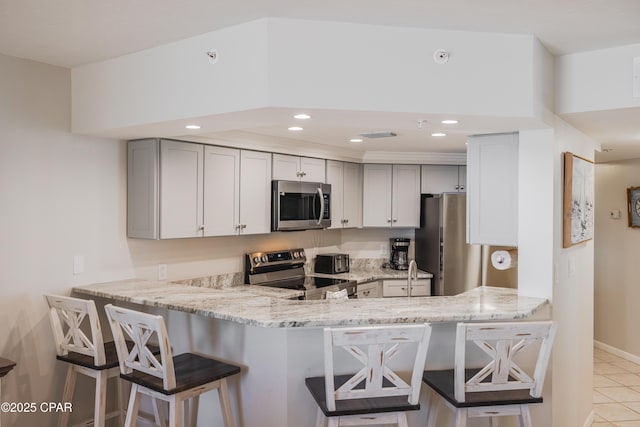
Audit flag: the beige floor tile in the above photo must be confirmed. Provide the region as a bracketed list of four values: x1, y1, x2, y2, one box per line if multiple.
[613, 361, 640, 373]
[606, 374, 640, 387]
[624, 402, 640, 414]
[598, 387, 640, 402]
[613, 421, 640, 426]
[597, 375, 624, 387]
[594, 403, 640, 421]
[596, 363, 632, 375]
[597, 352, 628, 363]
[591, 424, 614, 427]
[596, 390, 615, 403]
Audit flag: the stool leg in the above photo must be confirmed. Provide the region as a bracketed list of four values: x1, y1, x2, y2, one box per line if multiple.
[519, 405, 532, 427]
[454, 408, 468, 427]
[397, 412, 409, 427]
[169, 396, 182, 427]
[186, 395, 199, 427]
[315, 407, 326, 427]
[124, 384, 141, 427]
[58, 365, 77, 427]
[152, 398, 166, 427]
[218, 379, 235, 427]
[426, 390, 439, 427]
[94, 370, 107, 427]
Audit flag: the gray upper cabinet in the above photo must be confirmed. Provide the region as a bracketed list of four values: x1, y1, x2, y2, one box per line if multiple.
[362, 164, 420, 228]
[272, 153, 325, 182]
[326, 160, 362, 229]
[421, 165, 467, 194]
[127, 139, 271, 239]
[466, 133, 519, 246]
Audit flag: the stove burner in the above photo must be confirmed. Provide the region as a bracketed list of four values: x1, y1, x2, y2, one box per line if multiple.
[245, 248, 356, 300]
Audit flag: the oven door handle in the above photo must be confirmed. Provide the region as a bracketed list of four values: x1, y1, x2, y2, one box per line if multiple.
[316, 187, 324, 226]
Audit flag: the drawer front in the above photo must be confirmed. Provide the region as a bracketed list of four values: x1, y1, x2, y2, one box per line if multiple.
[382, 279, 431, 297]
[357, 281, 381, 298]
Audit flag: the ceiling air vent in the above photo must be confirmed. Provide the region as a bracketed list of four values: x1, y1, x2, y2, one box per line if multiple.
[359, 131, 397, 139]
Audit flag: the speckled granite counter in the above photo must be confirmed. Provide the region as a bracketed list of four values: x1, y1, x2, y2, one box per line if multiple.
[312, 266, 433, 283]
[72, 280, 547, 328]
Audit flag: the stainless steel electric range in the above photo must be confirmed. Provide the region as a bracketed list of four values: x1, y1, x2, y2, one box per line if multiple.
[244, 248, 356, 300]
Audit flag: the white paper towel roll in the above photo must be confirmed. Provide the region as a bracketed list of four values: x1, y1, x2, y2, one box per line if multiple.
[491, 250, 518, 270]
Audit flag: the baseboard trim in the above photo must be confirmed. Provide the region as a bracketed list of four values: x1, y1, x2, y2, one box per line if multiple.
[594, 340, 640, 364]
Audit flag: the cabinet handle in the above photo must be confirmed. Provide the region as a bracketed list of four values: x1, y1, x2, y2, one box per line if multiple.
[455, 185, 459, 190]
[363, 290, 370, 296]
[235, 224, 241, 230]
[241, 224, 247, 229]
[392, 218, 397, 223]
[301, 171, 306, 177]
[459, 185, 465, 191]
[199, 225, 205, 231]
[387, 219, 392, 223]
[345, 219, 349, 223]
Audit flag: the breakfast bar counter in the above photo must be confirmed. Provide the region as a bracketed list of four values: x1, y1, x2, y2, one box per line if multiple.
[72, 280, 548, 327]
[72, 281, 550, 427]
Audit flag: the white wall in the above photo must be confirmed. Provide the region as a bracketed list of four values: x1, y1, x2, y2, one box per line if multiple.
[556, 43, 640, 114]
[551, 117, 599, 427]
[594, 158, 640, 355]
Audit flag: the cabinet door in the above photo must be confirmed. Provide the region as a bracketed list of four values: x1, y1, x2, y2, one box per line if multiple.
[203, 146, 240, 237]
[127, 139, 159, 239]
[326, 160, 344, 229]
[343, 162, 362, 228]
[300, 157, 326, 182]
[357, 281, 381, 298]
[272, 154, 300, 181]
[421, 165, 460, 194]
[467, 133, 518, 246]
[363, 164, 393, 227]
[159, 140, 203, 239]
[410, 279, 431, 296]
[392, 164, 421, 227]
[240, 150, 272, 235]
[382, 280, 408, 297]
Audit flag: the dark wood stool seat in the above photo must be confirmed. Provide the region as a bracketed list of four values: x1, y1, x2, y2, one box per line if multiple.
[121, 353, 241, 396]
[422, 369, 543, 408]
[0, 358, 16, 378]
[306, 374, 420, 417]
[57, 341, 160, 371]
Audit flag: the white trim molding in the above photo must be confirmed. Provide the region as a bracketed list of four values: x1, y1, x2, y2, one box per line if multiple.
[594, 340, 640, 365]
[582, 410, 595, 427]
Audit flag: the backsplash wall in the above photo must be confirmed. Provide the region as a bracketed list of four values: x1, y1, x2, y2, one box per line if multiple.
[128, 227, 416, 282]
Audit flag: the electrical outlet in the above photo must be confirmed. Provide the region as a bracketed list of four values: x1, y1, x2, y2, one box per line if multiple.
[158, 264, 167, 280]
[610, 209, 621, 219]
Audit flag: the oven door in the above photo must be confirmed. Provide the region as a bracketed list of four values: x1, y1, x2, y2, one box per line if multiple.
[272, 181, 331, 231]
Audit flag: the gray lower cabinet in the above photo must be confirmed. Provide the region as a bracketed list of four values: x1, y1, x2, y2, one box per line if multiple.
[382, 279, 431, 297]
[357, 281, 381, 298]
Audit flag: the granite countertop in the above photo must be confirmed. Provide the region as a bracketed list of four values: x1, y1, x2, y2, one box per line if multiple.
[72, 280, 548, 328]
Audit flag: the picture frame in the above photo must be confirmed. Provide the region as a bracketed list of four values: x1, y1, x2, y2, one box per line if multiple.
[627, 187, 640, 228]
[563, 152, 594, 248]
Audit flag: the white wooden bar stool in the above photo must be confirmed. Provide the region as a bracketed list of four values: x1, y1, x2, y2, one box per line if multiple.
[104, 304, 241, 427]
[44, 294, 125, 427]
[305, 323, 432, 427]
[0, 357, 16, 427]
[422, 321, 557, 427]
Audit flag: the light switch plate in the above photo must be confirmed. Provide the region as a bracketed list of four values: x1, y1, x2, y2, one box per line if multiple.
[73, 255, 85, 275]
[610, 209, 621, 219]
[158, 264, 167, 280]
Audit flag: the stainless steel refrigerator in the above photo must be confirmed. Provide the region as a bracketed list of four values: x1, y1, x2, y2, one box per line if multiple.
[415, 193, 517, 296]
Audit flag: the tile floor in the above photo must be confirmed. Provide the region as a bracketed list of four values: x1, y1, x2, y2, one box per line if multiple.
[593, 347, 640, 426]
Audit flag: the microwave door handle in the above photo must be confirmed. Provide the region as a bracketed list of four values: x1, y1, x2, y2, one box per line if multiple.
[316, 187, 324, 225]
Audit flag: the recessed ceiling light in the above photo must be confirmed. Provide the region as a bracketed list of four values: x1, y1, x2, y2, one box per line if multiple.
[349, 138, 363, 143]
[293, 114, 311, 120]
[185, 125, 201, 130]
[432, 132, 447, 137]
[288, 126, 304, 131]
[441, 119, 458, 124]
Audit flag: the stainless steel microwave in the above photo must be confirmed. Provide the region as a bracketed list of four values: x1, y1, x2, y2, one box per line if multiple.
[271, 180, 331, 231]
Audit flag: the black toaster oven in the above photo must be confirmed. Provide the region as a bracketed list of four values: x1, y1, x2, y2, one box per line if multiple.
[315, 253, 350, 274]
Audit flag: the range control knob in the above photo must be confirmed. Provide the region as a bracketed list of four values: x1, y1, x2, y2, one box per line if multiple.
[261, 255, 268, 263]
[292, 251, 299, 259]
[298, 250, 305, 259]
[253, 256, 260, 264]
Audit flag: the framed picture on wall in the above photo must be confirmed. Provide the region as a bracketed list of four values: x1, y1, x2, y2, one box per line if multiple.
[563, 152, 594, 248]
[627, 187, 640, 228]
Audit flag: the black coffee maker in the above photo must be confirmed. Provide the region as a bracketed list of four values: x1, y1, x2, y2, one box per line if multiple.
[389, 238, 410, 270]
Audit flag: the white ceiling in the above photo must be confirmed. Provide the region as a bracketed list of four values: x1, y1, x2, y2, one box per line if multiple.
[2, 0, 640, 162]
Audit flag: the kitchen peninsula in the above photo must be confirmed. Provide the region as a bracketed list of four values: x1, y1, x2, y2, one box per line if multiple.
[73, 279, 548, 427]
